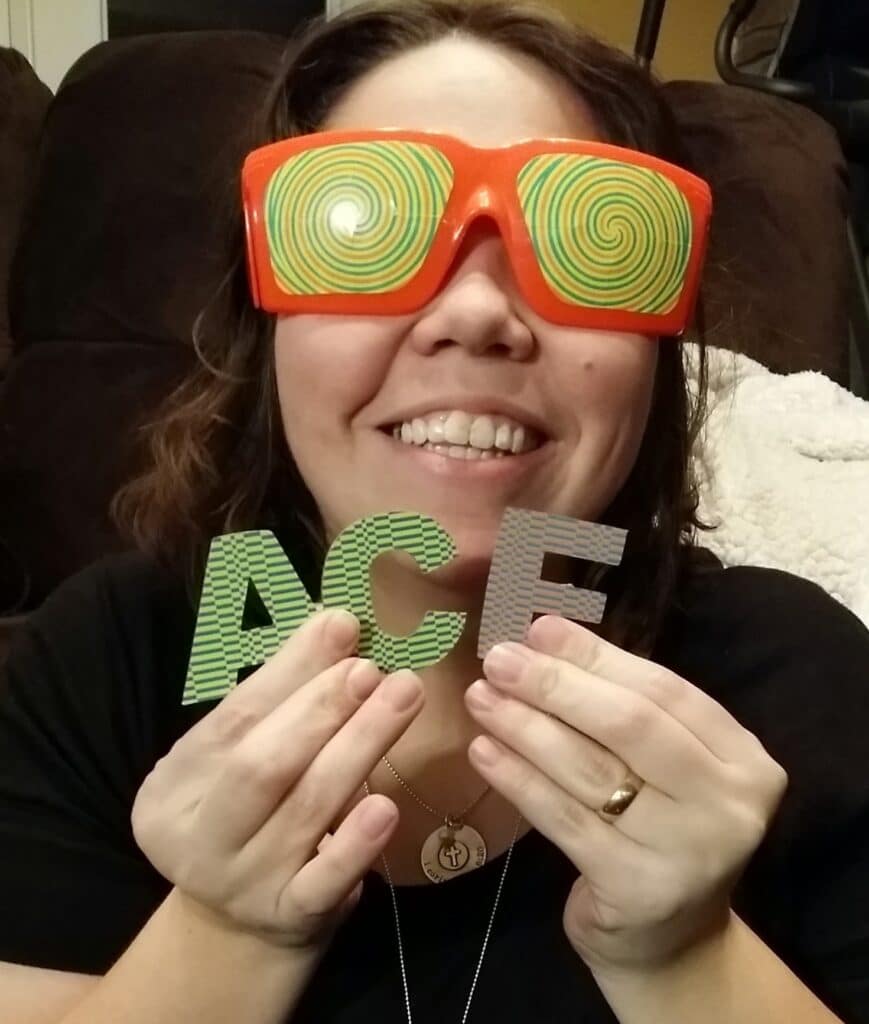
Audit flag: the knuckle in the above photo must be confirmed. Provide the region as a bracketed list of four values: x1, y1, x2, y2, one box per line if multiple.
[714, 782, 772, 848]
[536, 658, 562, 702]
[642, 667, 682, 711]
[286, 779, 326, 825]
[224, 745, 286, 791]
[329, 658, 361, 704]
[130, 793, 156, 848]
[756, 749, 790, 799]
[725, 742, 790, 810]
[582, 637, 607, 678]
[605, 700, 654, 747]
[741, 727, 769, 758]
[554, 795, 593, 835]
[307, 673, 341, 721]
[728, 802, 770, 847]
[209, 702, 262, 745]
[579, 742, 625, 792]
[276, 878, 332, 935]
[302, 661, 363, 732]
[131, 769, 169, 847]
[769, 761, 790, 800]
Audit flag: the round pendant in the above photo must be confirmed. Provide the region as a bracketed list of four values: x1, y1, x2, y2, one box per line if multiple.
[420, 822, 488, 883]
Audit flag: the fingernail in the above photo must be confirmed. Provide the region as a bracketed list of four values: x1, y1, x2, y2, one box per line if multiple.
[326, 609, 358, 647]
[484, 643, 530, 686]
[470, 736, 502, 766]
[360, 797, 397, 838]
[347, 659, 382, 701]
[466, 679, 500, 711]
[381, 672, 422, 711]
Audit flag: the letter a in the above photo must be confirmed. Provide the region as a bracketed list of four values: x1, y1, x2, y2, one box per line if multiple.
[182, 530, 316, 705]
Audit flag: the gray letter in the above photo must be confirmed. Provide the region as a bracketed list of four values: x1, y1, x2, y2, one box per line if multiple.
[477, 508, 627, 658]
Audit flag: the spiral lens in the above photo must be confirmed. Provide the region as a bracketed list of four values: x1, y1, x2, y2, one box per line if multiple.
[264, 141, 454, 296]
[517, 154, 692, 314]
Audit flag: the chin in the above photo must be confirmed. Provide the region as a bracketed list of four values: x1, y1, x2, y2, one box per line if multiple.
[429, 522, 502, 590]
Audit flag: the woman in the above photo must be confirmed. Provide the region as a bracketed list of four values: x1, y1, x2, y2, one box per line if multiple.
[1, 2, 867, 1022]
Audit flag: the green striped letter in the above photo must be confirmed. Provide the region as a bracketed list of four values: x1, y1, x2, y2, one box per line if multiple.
[182, 513, 467, 706]
[321, 512, 466, 673]
[182, 530, 316, 705]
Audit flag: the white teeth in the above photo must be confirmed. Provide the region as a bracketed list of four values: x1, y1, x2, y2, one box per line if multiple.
[388, 409, 540, 454]
[412, 418, 427, 445]
[411, 442, 508, 460]
[495, 422, 513, 450]
[444, 411, 472, 445]
[468, 415, 496, 450]
[390, 409, 542, 455]
[428, 417, 446, 444]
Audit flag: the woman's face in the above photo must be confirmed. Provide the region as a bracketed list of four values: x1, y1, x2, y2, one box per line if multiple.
[274, 37, 658, 584]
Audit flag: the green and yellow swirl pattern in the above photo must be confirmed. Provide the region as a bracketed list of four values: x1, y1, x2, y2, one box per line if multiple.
[265, 141, 454, 295]
[517, 154, 692, 313]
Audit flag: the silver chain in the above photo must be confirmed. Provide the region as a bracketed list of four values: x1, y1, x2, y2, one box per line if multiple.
[379, 755, 491, 824]
[363, 779, 523, 1024]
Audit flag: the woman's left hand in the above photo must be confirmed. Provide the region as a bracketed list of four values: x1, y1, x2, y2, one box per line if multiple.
[465, 614, 789, 975]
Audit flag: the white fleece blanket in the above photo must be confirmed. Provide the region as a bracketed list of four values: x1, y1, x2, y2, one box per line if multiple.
[684, 344, 869, 629]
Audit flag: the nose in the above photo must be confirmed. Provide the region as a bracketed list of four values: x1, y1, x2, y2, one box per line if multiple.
[407, 216, 535, 360]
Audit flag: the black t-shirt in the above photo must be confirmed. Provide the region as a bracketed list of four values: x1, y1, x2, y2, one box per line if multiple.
[1, 549, 868, 1023]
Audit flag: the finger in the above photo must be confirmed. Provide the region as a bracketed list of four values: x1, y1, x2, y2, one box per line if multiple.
[525, 616, 760, 764]
[257, 670, 424, 856]
[467, 736, 645, 882]
[316, 834, 364, 914]
[465, 680, 674, 825]
[192, 609, 360, 746]
[196, 656, 384, 848]
[280, 795, 398, 926]
[482, 644, 721, 798]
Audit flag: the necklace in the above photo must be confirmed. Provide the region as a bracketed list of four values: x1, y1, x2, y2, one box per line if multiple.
[379, 755, 491, 883]
[364, 779, 523, 1023]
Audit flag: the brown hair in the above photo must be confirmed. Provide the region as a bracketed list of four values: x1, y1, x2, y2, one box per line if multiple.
[111, 0, 715, 656]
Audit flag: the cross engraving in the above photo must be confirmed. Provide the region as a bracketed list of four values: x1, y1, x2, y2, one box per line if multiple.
[439, 839, 469, 871]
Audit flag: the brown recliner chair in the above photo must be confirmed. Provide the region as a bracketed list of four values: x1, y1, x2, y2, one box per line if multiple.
[0, 30, 855, 652]
[0, 47, 52, 625]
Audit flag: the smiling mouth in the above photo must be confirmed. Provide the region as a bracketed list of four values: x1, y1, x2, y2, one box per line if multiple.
[382, 409, 545, 461]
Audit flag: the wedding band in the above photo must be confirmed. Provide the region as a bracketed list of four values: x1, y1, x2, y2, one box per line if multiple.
[597, 770, 645, 822]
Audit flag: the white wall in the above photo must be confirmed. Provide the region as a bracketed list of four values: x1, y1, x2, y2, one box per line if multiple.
[0, 0, 10, 47]
[5, 0, 106, 92]
[326, 0, 367, 16]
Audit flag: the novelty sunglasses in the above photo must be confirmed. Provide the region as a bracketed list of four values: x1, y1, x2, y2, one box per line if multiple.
[242, 129, 712, 336]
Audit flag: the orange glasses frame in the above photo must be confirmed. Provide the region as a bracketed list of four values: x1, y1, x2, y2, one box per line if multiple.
[242, 128, 712, 337]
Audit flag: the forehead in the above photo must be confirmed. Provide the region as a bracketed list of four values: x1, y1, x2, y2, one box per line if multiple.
[321, 36, 602, 147]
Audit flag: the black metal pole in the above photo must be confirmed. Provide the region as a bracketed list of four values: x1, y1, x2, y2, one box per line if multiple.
[634, 0, 667, 69]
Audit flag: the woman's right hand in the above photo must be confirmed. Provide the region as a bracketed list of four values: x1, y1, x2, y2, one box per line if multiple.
[131, 608, 423, 952]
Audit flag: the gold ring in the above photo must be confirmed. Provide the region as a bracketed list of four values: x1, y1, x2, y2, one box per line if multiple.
[597, 770, 645, 822]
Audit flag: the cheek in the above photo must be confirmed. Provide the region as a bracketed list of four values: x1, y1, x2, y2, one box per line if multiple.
[574, 336, 658, 425]
[273, 319, 388, 444]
